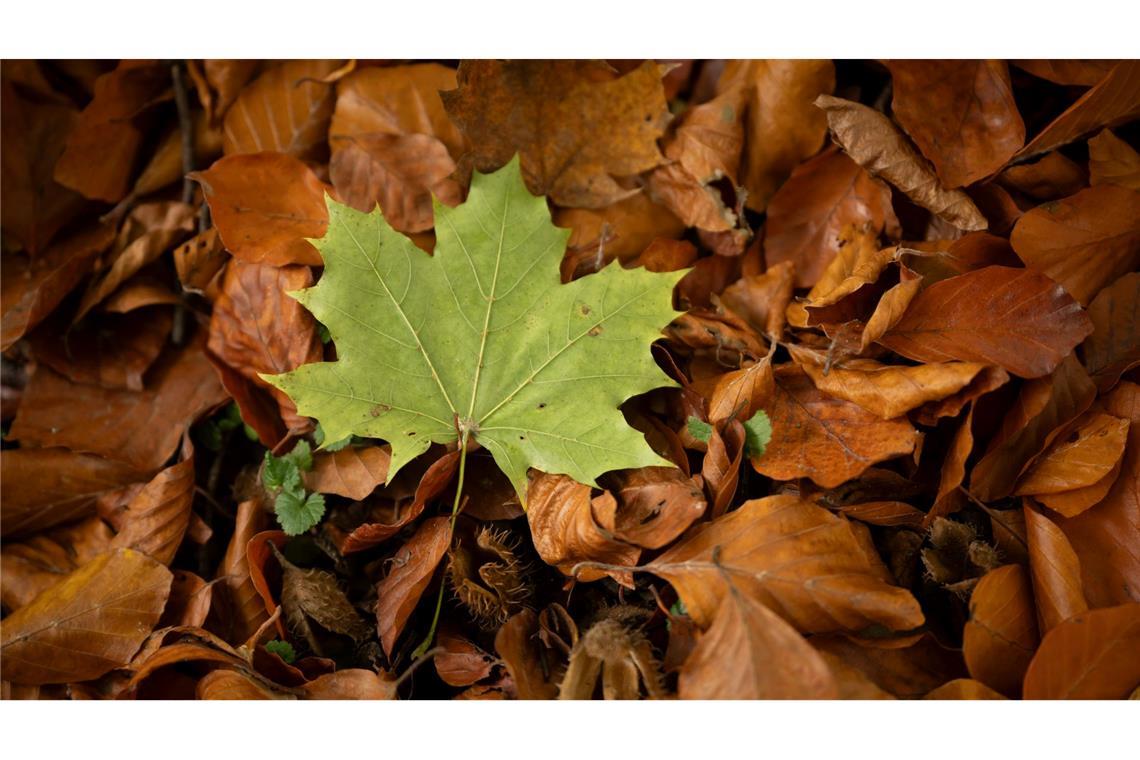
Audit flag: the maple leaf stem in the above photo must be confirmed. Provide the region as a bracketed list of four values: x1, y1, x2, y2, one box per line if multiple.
[412, 430, 470, 659]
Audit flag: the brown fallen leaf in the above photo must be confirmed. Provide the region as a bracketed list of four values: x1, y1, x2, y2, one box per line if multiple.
[110, 448, 195, 566]
[1015, 60, 1140, 161]
[924, 679, 1007, 699]
[764, 149, 897, 288]
[0, 77, 84, 254]
[159, 571, 213, 629]
[815, 94, 987, 231]
[187, 60, 260, 125]
[302, 669, 396, 700]
[130, 111, 223, 198]
[718, 260, 795, 340]
[1037, 458, 1124, 519]
[9, 337, 228, 472]
[173, 228, 227, 293]
[878, 266, 1093, 379]
[1081, 272, 1140, 393]
[53, 61, 170, 202]
[1010, 184, 1140, 306]
[208, 259, 322, 431]
[700, 419, 746, 519]
[715, 59, 835, 212]
[442, 60, 669, 208]
[193, 152, 328, 266]
[811, 632, 966, 699]
[1014, 412, 1129, 497]
[1022, 602, 1140, 699]
[707, 355, 774, 425]
[196, 668, 287, 700]
[1025, 504, 1089, 634]
[971, 355, 1097, 501]
[928, 406, 976, 526]
[0, 516, 113, 612]
[0, 447, 144, 538]
[216, 499, 271, 644]
[222, 59, 342, 160]
[962, 564, 1039, 698]
[998, 151, 1089, 202]
[1, 224, 115, 351]
[1057, 382, 1140, 609]
[1088, 129, 1140, 190]
[597, 467, 707, 550]
[0, 548, 172, 685]
[554, 191, 686, 266]
[527, 472, 640, 586]
[495, 608, 560, 700]
[435, 629, 499, 687]
[750, 365, 917, 488]
[645, 494, 924, 631]
[886, 60, 1025, 188]
[375, 516, 451, 657]
[1013, 60, 1118, 87]
[304, 445, 391, 501]
[678, 580, 838, 699]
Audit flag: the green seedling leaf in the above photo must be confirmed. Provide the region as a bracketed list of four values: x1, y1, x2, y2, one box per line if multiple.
[265, 639, 296, 664]
[264, 157, 685, 502]
[743, 410, 772, 457]
[687, 416, 713, 443]
[314, 423, 352, 452]
[275, 488, 326, 536]
[262, 451, 298, 492]
[283, 440, 313, 472]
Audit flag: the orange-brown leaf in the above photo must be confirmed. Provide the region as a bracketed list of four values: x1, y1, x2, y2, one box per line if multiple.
[375, 516, 451, 657]
[1082, 272, 1140, 392]
[1022, 602, 1140, 699]
[962, 564, 1039, 698]
[304, 446, 391, 501]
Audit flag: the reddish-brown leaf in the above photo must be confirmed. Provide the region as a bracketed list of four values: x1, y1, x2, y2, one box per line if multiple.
[924, 679, 1007, 699]
[678, 585, 839, 699]
[646, 495, 924, 631]
[30, 308, 172, 391]
[1082, 272, 1140, 392]
[878, 266, 1093, 379]
[375, 516, 451, 657]
[886, 60, 1025, 188]
[494, 609, 559, 700]
[750, 365, 917, 488]
[962, 564, 1039, 698]
[1088, 129, 1140, 190]
[1022, 602, 1140, 699]
[215, 500, 270, 644]
[1025, 504, 1089, 633]
[304, 445, 391, 501]
[435, 629, 499, 687]
[109, 451, 195, 566]
[441, 60, 669, 208]
[302, 669, 396, 700]
[597, 467, 707, 550]
[0, 549, 172, 684]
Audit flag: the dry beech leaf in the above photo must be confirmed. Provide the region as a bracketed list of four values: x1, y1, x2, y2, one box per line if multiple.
[1, 224, 115, 350]
[554, 191, 686, 265]
[715, 59, 835, 212]
[1010, 184, 1140, 306]
[0, 448, 144, 538]
[160, 571, 213, 629]
[750, 365, 917, 488]
[1022, 602, 1140, 699]
[815, 94, 987, 231]
[304, 446, 391, 501]
[216, 499, 270, 644]
[1013, 60, 1118, 87]
[764, 150, 896, 288]
[1081, 272, 1140, 393]
[1014, 412, 1129, 497]
[1037, 459, 1124, 519]
[375, 516, 451, 657]
[208, 259, 322, 430]
[527, 472, 639, 587]
[302, 669, 396, 700]
[645, 494, 924, 631]
[30, 308, 172, 392]
[719, 261, 795, 340]
[962, 564, 1039, 698]
[1057, 382, 1140, 610]
[435, 629, 499, 687]
[222, 59, 342, 160]
[442, 60, 669, 208]
[998, 152, 1088, 203]
[885, 60, 1025, 188]
[495, 608, 559, 700]
[196, 669, 286, 700]
[110, 451, 195, 566]
[678, 584, 839, 699]
[1015, 60, 1140, 161]
[646, 161, 737, 233]
[924, 679, 1007, 700]
[173, 228, 227, 293]
[0, 77, 84, 254]
[701, 420, 745, 519]
[878, 265, 1093, 379]
[970, 355, 1096, 502]
[928, 407, 975, 526]
[599, 467, 706, 550]
[0, 516, 113, 612]
[186, 60, 260, 125]
[1088, 129, 1140, 190]
[810, 632, 964, 699]
[1025, 504, 1089, 634]
[193, 152, 328, 267]
[707, 356, 773, 425]
[9, 338, 228, 472]
[0, 549, 172, 685]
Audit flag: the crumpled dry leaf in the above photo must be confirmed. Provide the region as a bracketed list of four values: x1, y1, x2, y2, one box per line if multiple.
[963, 564, 1038, 698]
[878, 265, 1093, 379]
[1010, 184, 1140, 307]
[442, 60, 670, 208]
[678, 582, 839, 699]
[1081, 272, 1140, 393]
[885, 60, 1025, 188]
[815, 94, 987, 231]
[764, 149, 897, 288]
[715, 59, 835, 212]
[527, 472, 639, 587]
[597, 467, 706, 550]
[375, 516, 451, 657]
[222, 59, 342, 160]
[0, 548, 172, 685]
[750, 365, 917, 488]
[645, 494, 924, 631]
[1022, 602, 1140, 699]
[193, 152, 328, 266]
[1088, 129, 1140, 190]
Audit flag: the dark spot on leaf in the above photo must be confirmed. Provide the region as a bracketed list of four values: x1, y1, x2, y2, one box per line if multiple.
[588, 325, 603, 337]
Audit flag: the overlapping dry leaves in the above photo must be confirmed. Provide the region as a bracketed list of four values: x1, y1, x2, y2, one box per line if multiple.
[1, 58, 1138, 701]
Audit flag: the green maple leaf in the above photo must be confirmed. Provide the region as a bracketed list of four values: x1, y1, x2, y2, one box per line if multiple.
[263, 158, 684, 502]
